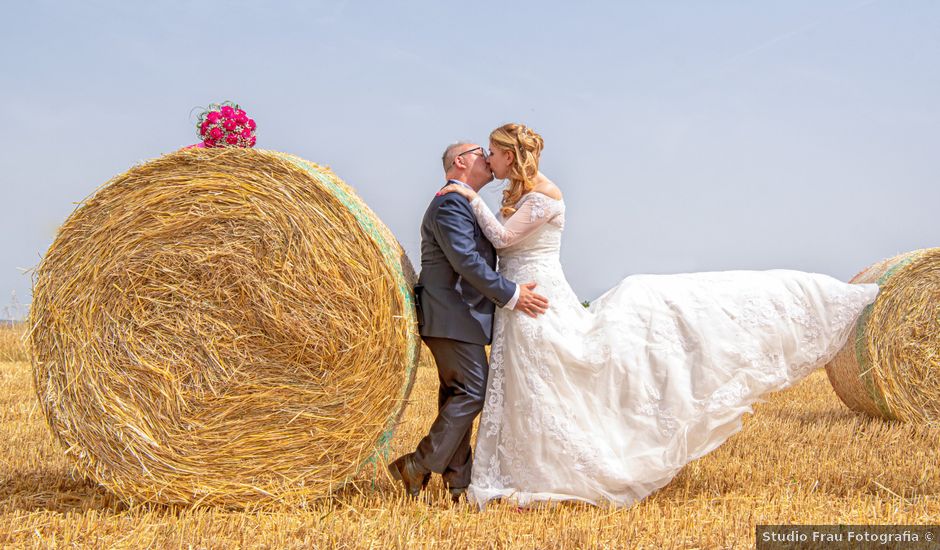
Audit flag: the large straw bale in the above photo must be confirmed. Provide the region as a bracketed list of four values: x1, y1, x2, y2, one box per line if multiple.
[27, 148, 421, 506]
[825, 248, 940, 423]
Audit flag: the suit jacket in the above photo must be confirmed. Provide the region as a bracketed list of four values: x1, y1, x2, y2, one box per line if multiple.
[415, 191, 517, 345]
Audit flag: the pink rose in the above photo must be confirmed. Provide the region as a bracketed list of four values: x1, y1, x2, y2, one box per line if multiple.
[235, 113, 248, 125]
[221, 106, 234, 117]
[210, 127, 223, 139]
[235, 109, 245, 117]
[249, 136, 256, 147]
[200, 120, 210, 134]
[241, 128, 252, 138]
[223, 118, 237, 131]
[203, 138, 216, 147]
[206, 111, 220, 123]
[247, 119, 256, 130]
[226, 134, 238, 145]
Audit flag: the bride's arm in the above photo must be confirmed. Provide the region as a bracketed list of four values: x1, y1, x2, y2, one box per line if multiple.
[468, 194, 560, 248]
[437, 184, 562, 248]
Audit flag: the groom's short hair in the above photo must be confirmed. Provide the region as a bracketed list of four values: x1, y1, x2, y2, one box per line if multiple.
[442, 141, 473, 171]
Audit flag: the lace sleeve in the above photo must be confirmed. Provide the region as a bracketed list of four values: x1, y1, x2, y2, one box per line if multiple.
[469, 193, 562, 249]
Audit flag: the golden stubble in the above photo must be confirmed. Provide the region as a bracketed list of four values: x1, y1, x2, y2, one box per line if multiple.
[1, 327, 939, 548]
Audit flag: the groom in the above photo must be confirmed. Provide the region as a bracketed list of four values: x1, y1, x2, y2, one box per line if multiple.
[388, 142, 549, 504]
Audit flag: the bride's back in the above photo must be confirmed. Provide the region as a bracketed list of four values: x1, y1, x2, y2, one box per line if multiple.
[533, 176, 563, 201]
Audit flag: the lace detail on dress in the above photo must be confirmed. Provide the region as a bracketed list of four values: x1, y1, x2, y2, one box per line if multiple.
[524, 194, 547, 221]
[470, 193, 565, 249]
[787, 283, 879, 380]
[637, 382, 680, 438]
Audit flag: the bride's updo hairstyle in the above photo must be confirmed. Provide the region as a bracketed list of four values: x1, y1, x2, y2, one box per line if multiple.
[490, 123, 544, 218]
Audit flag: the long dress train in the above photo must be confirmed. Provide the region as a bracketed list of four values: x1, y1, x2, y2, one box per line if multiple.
[462, 191, 880, 509]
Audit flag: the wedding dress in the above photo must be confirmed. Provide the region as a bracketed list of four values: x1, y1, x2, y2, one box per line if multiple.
[462, 191, 880, 509]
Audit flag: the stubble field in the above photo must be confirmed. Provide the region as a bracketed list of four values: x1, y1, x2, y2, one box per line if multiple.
[0, 323, 938, 548]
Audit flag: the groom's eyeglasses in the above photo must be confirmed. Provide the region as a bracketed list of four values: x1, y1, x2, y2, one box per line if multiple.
[446, 146, 489, 170]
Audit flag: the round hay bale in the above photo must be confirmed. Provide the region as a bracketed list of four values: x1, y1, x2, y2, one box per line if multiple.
[825, 248, 940, 423]
[27, 148, 421, 506]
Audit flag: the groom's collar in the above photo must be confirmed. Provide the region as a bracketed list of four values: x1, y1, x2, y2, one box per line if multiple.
[446, 179, 473, 190]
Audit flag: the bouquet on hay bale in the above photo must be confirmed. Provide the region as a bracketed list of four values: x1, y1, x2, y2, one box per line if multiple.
[190, 101, 257, 149]
[27, 103, 421, 507]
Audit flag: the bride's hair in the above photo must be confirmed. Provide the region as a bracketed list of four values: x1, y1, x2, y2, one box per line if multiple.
[490, 123, 544, 218]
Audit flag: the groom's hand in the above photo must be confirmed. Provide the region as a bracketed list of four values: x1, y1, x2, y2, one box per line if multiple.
[515, 282, 549, 318]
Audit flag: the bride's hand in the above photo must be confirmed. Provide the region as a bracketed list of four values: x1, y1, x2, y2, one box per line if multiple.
[437, 184, 478, 201]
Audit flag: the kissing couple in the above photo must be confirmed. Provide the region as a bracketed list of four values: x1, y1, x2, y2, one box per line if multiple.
[389, 123, 879, 510]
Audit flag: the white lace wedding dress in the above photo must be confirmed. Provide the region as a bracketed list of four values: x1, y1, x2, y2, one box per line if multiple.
[462, 191, 880, 509]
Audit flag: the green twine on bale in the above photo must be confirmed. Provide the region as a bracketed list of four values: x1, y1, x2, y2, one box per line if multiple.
[276, 153, 421, 487]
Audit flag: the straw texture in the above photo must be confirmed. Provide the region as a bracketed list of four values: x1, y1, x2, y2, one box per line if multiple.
[27, 147, 421, 507]
[825, 248, 940, 423]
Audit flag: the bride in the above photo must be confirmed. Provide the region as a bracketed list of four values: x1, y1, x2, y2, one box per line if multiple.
[437, 123, 881, 509]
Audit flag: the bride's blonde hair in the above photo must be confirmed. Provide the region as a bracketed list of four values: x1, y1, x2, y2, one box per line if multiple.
[490, 123, 544, 218]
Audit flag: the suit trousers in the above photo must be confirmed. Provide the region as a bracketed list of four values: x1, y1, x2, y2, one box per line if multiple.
[413, 336, 489, 490]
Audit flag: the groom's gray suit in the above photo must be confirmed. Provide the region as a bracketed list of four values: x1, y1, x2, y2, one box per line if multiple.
[412, 179, 517, 490]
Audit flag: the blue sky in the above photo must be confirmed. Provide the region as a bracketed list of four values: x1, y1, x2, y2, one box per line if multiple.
[1, 0, 937, 319]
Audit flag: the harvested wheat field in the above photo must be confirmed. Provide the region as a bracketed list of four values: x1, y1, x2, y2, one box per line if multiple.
[1, 324, 939, 549]
[0, 324, 25, 363]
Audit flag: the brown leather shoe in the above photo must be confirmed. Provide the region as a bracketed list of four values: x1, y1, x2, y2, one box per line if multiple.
[387, 454, 430, 498]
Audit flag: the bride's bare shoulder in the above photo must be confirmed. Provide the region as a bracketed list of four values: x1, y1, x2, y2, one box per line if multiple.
[533, 174, 563, 201]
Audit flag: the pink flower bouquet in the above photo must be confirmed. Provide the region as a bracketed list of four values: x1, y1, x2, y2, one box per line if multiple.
[195, 101, 257, 148]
